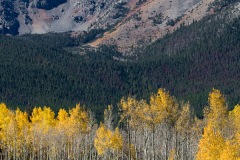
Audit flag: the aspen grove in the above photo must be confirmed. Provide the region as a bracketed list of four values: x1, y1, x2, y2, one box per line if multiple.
[0, 89, 240, 159]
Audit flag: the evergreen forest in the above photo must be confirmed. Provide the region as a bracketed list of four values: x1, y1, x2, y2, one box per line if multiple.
[0, 3, 239, 119]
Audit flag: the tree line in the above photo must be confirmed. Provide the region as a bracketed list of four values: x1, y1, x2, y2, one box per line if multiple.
[0, 88, 240, 159]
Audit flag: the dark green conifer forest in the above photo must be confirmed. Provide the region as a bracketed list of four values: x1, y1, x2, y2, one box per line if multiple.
[0, 1, 239, 120]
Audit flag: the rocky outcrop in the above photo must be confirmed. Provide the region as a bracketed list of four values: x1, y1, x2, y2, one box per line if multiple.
[0, 0, 218, 52]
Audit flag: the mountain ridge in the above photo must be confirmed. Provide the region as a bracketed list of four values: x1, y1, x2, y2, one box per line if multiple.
[0, 0, 218, 53]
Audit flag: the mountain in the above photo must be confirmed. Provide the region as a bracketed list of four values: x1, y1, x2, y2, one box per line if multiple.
[0, 0, 217, 53]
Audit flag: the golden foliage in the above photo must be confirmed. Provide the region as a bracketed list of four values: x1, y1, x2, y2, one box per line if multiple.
[220, 140, 240, 160]
[141, 88, 178, 129]
[1, 88, 240, 159]
[197, 89, 229, 160]
[196, 125, 225, 160]
[94, 124, 123, 156]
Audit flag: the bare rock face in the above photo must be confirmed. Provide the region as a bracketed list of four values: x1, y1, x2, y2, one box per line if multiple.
[14, 0, 131, 34]
[0, 0, 20, 35]
[0, 0, 217, 52]
[89, 0, 215, 54]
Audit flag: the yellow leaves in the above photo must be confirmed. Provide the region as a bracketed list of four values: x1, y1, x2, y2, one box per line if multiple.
[57, 108, 69, 122]
[207, 89, 228, 128]
[120, 89, 178, 131]
[197, 89, 232, 160]
[15, 108, 29, 129]
[120, 97, 139, 119]
[155, 89, 175, 109]
[143, 88, 178, 129]
[209, 89, 226, 113]
[227, 104, 240, 159]
[94, 124, 111, 155]
[175, 102, 191, 133]
[120, 97, 146, 129]
[69, 104, 90, 133]
[206, 89, 228, 132]
[111, 128, 123, 151]
[0, 103, 94, 159]
[120, 97, 138, 114]
[94, 124, 123, 156]
[1, 88, 240, 159]
[97, 106, 124, 157]
[14, 108, 29, 142]
[220, 140, 240, 160]
[229, 104, 240, 134]
[0, 103, 14, 142]
[30, 106, 56, 133]
[196, 125, 225, 160]
[0, 103, 11, 130]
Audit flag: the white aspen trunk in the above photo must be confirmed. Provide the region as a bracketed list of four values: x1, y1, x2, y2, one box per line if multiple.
[165, 125, 169, 160]
[121, 142, 124, 160]
[152, 124, 156, 160]
[143, 129, 149, 160]
[134, 130, 138, 160]
[127, 119, 131, 160]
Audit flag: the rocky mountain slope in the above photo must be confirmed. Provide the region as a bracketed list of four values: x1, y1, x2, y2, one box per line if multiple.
[0, 0, 226, 53]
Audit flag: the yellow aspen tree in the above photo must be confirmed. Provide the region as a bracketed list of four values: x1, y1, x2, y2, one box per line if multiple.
[57, 109, 69, 122]
[56, 108, 69, 137]
[111, 127, 123, 153]
[14, 108, 30, 159]
[141, 88, 178, 160]
[94, 123, 123, 157]
[197, 124, 225, 160]
[5, 113, 16, 159]
[30, 106, 56, 134]
[120, 97, 145, 160]
[175, 102, 192, 159]
[142, 89, 178, 131]
[95, 106, 123, 158]
[68, 104, 90, 134]
[2, 108, 30, 159]
[120, 97, 142, 127]
[229, 104, 240, 141]
[175, 102, 191, 134]
[30, 106, 56, 159]
[196, 89, 228, 160]
[94, 123, 113, 156]
[0, 103, 11, 142]
[56, 108, 69, 138]
[67, 104, 90, 159]
[0, 103, 15, 159]
[207, 89, 228, 130]
[220, 104, 240, 159]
